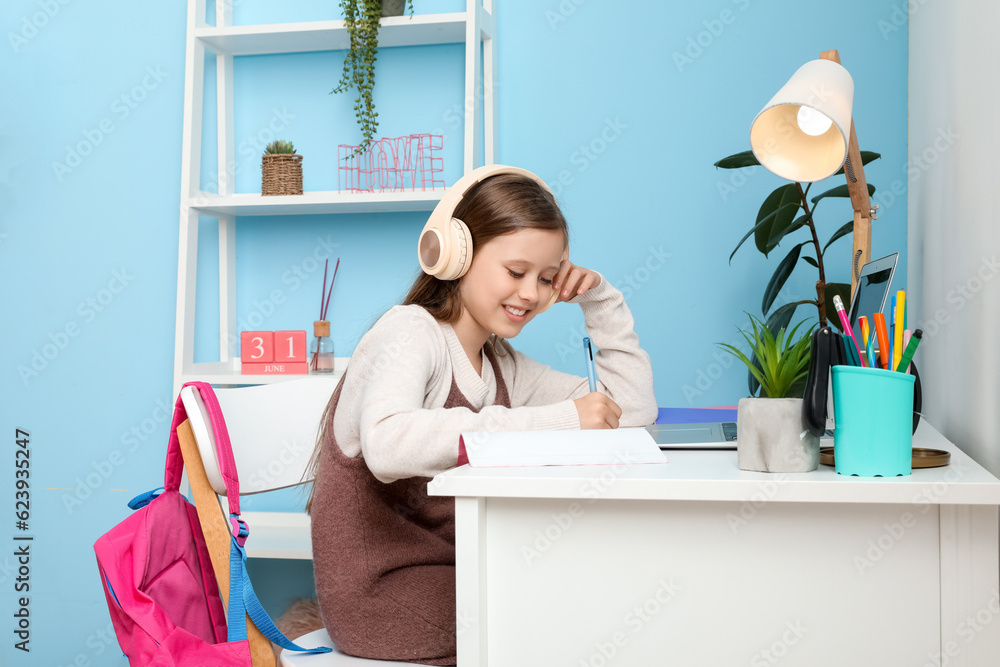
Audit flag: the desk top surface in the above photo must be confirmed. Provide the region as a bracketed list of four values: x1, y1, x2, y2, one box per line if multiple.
[429, 424, 1000, 505]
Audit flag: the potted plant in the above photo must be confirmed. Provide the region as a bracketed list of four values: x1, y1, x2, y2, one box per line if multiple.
[261, 140, 303, 196]
[333, 0, 414, 157]
[718, 315, 819, 473]
[714, 149, 879, 395]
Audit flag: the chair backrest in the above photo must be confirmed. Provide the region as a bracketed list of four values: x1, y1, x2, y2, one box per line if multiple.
[179, 377, 338, 496]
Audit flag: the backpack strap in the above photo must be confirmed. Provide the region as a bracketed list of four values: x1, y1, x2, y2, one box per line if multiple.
[165, 382, 332, 655]
[165, 382, 244, 528]
[229, 537, 332, 654]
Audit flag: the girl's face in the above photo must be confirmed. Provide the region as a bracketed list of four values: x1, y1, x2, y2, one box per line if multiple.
[458, 227, 566, 343]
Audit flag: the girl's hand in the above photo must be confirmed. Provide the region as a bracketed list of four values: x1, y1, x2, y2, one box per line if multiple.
[550, 259, 600, 304]
[574, 392, 622, 429]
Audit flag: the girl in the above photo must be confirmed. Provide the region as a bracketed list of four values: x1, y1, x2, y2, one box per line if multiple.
[307, 165, 657, 665]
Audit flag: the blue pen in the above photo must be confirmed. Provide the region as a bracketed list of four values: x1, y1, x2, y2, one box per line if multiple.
[583, 336, 598, 392]
[889, 295, 896, 367]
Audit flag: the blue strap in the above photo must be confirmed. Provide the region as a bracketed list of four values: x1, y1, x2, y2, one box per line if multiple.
[229, 537, 333, 653]
[241, 560, 332, 654]
[128, 487, 164, 510]
[101, 568, 122, 609]
[226, 535, 248, 641]
[227, 534, 331, 654]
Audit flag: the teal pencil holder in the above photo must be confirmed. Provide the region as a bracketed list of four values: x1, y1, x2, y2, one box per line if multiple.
[832, 365, 915, 477]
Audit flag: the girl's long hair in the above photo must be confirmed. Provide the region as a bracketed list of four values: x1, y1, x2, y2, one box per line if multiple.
[305, 173, 567, 510]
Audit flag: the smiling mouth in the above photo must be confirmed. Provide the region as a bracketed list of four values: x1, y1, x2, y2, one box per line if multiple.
[504, 305, 528, 317]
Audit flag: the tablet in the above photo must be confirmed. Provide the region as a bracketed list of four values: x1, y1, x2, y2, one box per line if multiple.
[848, 252, 898, 343]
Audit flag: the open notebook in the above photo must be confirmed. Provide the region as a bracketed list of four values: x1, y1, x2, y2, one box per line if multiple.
[458, 428, 667, 467]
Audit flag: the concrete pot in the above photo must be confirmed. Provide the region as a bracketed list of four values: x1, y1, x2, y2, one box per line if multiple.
[737, 397, 819, 473]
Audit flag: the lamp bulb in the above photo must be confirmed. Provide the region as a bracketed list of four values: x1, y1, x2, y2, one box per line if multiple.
[796, 106, 833, 137]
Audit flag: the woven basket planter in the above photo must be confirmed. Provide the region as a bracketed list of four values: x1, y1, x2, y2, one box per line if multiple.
[261, 154, 303, 196]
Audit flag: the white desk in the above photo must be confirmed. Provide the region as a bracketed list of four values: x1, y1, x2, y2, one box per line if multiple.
[430, 425, 1000, 667]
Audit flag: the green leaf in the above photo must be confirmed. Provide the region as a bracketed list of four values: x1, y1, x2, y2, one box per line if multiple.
[822, 220, 854, 256]
[717, 343, 767, 389]
[785, 374, 809, 399]
[728, 200, 799, 264]
[723, 311, 814, 398]
[765, 301, 809, 339]
[765, 317, 816, 397]
[752, 307, 795, 396]
[833, 151, 881, 176]
[749, 316, 779, 398]
[824, 283, 852, 331]
[762, 243, 804, 315]
[775, 322, 815, 399]
[714, 150, 760, 169]
[811, 183, 876, 205]
[802, 256, 818, 268]
[755, 185, 801, 257]
[767, 213, 810, 250]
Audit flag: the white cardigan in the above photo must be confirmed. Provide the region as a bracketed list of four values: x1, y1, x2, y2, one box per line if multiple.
[331, 274, 658, 483]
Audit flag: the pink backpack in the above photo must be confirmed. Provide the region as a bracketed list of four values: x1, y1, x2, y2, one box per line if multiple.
[94, 382, 330, 665]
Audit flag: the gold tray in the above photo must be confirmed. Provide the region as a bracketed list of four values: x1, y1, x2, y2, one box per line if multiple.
[819, 447, 951, 468]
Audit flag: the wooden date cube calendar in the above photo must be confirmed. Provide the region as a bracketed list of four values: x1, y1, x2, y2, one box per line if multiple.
[240, 330, 308, 374]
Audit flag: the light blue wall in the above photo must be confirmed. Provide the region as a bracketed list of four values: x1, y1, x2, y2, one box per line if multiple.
[0, 1, 907, 664]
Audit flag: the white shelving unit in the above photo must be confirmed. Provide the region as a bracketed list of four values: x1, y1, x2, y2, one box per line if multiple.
[240, 511, 313, 559]
[173, 0, 497, 397]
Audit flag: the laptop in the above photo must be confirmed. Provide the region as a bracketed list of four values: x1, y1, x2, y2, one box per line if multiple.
[645, 422, 738, 449]
[648, 253, 899, 450]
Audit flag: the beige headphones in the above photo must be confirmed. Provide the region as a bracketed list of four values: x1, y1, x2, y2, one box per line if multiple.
[417, 164, 562, 311]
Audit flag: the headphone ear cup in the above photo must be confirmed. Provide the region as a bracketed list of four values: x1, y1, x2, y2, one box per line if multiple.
[438, 217, 472, 281]
[417, 226, 445, 275]
[418, 216, 473, 280]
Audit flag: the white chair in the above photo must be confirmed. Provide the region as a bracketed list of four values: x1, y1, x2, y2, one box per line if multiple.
[177, 377, 412, 666]
[278, 628, 410, 666]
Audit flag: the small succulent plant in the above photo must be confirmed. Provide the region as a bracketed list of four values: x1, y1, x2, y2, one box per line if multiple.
[264, 140, 297, 155]
[717, 314, 815, 399]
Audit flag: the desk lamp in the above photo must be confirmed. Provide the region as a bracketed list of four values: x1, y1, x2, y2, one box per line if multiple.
[749, 50, 877, 298]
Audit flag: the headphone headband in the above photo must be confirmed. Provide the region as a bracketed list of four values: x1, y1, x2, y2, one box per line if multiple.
[417, 164, 553, 280]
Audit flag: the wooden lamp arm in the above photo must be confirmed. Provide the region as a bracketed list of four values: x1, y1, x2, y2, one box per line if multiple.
[821, 49, 873, 300]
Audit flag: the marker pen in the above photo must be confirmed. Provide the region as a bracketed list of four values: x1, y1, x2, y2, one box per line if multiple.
[895, 329, 923, 373]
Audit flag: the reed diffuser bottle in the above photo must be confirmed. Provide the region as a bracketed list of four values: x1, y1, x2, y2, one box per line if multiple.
[311, 257, 340, 374]
[310, 320, 334, 373]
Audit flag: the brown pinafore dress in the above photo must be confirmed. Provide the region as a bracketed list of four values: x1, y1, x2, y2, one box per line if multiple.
[310, 344, 510, 665]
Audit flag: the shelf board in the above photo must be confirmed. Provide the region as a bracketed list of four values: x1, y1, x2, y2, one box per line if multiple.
[189, 189, 444, 216]
[196, 13, 468, 56]
[242, 511, 311, 560]
[181, 359, 349, 386]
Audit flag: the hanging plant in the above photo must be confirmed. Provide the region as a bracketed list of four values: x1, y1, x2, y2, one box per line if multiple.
[333, 0, 414, 158]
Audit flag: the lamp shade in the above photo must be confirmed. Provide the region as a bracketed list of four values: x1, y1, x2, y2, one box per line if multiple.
[750, 59, 854, 182]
